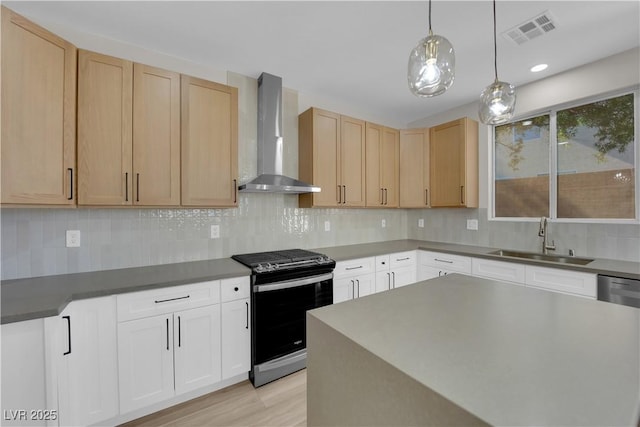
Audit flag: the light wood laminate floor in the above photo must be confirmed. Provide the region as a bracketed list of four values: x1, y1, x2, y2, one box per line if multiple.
[121, 370, 307, 427]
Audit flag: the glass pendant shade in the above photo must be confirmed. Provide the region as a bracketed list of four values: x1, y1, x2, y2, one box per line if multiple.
[407, 33, 455, 97]
[479, 80, 516, 125]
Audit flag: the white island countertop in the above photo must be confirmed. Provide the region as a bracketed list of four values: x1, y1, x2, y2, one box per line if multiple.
[307, 274, 640, 426]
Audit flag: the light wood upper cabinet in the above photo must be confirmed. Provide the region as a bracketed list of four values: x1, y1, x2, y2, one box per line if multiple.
[78, 51, 181, 206]
[299, 108, 340, 207]
[340, 115, 366, 207]
[1, 7, 76, 205]
[299, 108, 365, 208]
[78, 50, 133, 205]
[429, 117, 478, 208]
[399, 128, 430, 208]
[133, 64, 181, 206]
[181, 75, 238, 207]
[366, 123, 399, 207]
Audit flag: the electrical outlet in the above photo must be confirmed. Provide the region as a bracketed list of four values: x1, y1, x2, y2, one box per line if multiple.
[381, 219, 386, 228]
[418, 219, 424, 228]
[466, 219, 479, 230]
[66, 230, 81, 248]
[210, 225, 220, 239]
[324, 220, 331, 232]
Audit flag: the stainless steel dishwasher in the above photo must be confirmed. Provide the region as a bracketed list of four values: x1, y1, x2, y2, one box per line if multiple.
[597, 275, 640, 308]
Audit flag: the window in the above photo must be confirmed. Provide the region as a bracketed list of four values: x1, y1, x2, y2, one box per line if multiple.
[493, 91, 637, 221]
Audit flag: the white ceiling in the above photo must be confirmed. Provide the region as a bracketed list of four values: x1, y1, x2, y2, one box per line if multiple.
[6, 1, 640, 127]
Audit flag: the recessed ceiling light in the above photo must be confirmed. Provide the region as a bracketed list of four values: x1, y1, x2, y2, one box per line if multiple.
[530, 63, 548, 73]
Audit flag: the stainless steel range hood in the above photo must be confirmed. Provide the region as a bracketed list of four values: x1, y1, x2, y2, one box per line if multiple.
[238, 73, 320, 194]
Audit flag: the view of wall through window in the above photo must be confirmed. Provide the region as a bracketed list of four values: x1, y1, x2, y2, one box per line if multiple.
[494, 92, 637, 220]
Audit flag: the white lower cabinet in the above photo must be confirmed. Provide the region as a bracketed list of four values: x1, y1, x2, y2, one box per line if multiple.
[116, 280, 222, 414]
[333, 257, 376, 303]
[375, 251, 417, 292]
[418, 251, 471, 281]
[525, 266, 597, 298]
[44, 296, 119, 427]
[221, 277, 251, 380]
[471, 258, 525, 286]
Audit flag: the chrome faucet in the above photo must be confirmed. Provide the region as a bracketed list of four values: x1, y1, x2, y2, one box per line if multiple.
[538, 217, 556, 254]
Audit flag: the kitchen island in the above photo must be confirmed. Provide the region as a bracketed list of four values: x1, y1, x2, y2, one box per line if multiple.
[307, 274, 640, 426]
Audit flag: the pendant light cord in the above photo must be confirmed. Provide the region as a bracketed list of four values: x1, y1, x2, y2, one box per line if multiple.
[493, 0, 498, 81]
[428, 0, 432, 32]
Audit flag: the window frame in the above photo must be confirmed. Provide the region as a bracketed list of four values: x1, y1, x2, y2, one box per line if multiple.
[489, 87, 640, 224]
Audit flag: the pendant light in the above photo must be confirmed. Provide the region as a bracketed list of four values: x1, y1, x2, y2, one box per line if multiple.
[478, 0, 516, 125]
[407, 0, 455, 97]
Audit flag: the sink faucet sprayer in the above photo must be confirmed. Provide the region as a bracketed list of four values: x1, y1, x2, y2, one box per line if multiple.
[538, 217, 556, 255]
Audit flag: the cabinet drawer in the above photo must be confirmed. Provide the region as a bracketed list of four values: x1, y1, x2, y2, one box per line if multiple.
[419, 251, 471, 274]
[375, 255, 390, 271]
[334, 257, 375, 278]
[525, 266, 597, 298]
[472, 258, 525, 285]
[221, 276, 250, 303]
[117, 281, 220, 322]
[389, 251, 416, 268]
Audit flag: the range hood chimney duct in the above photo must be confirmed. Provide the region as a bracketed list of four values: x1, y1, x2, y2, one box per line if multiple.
[238, 73, 320, 194]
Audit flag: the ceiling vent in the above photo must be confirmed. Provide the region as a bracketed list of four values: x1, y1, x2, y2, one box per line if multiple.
[502, 10, 557, 45]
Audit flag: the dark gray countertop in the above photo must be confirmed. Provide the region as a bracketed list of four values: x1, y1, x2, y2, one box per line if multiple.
[1, 258, 250, 324]
[308, 274, 640, 426]
[2, 239, 638, 324]
[315, 239, 640, 280]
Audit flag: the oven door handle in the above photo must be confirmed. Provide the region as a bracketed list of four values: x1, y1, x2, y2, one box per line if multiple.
[254, 273, 333, 293]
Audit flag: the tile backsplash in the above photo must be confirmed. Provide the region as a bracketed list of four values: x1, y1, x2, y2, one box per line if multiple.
[3, 205, 638, 281]
[0, 201, 407, 280]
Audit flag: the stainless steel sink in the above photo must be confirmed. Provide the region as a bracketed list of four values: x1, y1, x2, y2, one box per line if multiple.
[490, 249, 594, 266]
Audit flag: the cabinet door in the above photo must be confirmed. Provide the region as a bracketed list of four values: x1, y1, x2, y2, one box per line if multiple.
[354, 273, 376, 298]
[430, 118, 478, 208]
[381, 127, 400, 207]
[181, 75, 238, 207]
[340, 116, 366, 207]
[1, 7, 76, 205]
[333, 277, 356, 303]
[299, 108, 340, 207]
[221, 299, 250, 380]
[118, 314, 174, 414]
[365, 122, 384, 206]
[78, 50, 133, 205]
[375, 271, 392, 293]
[133, 64, 180, 206]
[392, 267, 417, 288]
[57, 297, 118, 426]
[174, 305, 222, 395]
[399, 129, 430, 208]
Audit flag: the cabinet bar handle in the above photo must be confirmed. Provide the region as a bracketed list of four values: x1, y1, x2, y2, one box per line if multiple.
[136, 173, 140, 202]
[345, 265, 363, 271]
[351, 280, 355, 299]
[125, 173, 129, 202]
[425, 189, 429, 206]
[342, 185, 346, 204]
[396, 257, 410, 261]
[337, 185, 342, 204]
[460, 185, 464, 204]
[434, 258, 453, 264]
[166, 318, 170, 351]
[391, 271, 396, 289]
[63, 315, 71, 355]
[245, 301, 249, 329]
[387, 272, 391, 290]
[233, 179, 238, 204]
[178, 315, 181, 347]
[67, 168, 73, 200]
[155, 295, 190, 304]
[380, 188, 384, 205]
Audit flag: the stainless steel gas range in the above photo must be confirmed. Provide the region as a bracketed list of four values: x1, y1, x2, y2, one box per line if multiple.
[231, 249, 335, 387]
